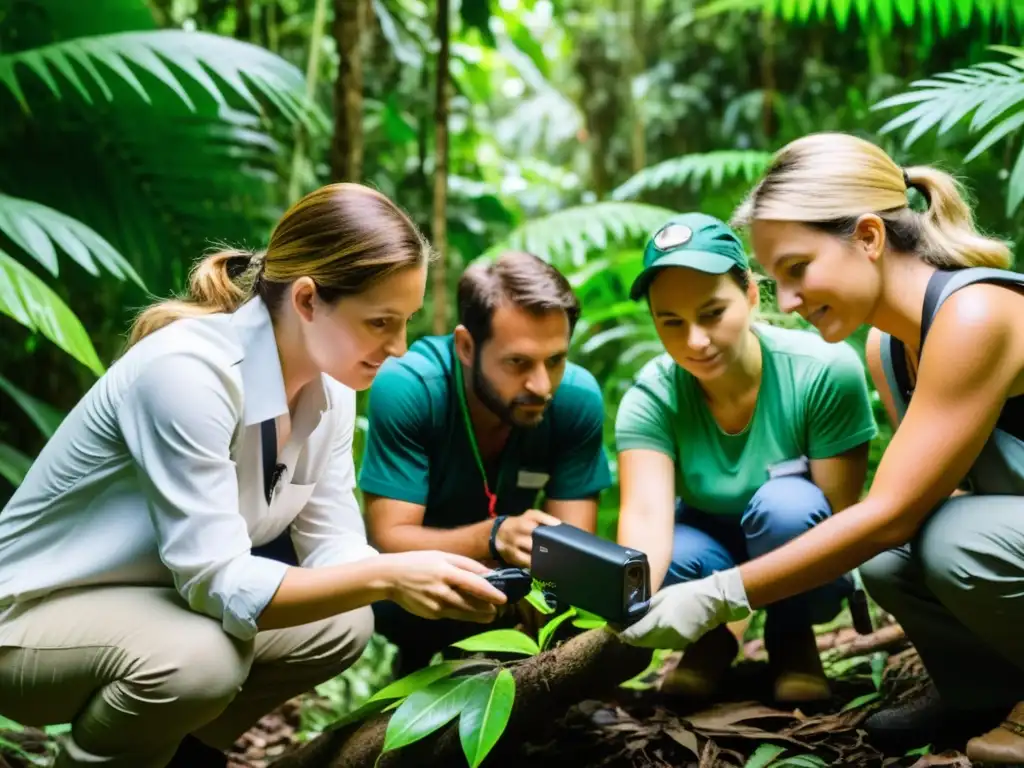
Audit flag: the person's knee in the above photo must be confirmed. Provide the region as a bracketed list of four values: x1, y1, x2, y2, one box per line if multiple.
[140, 616, 253, 714]
[917, 502, 1003, 606]
[666, 526, 733, 585]
[287, 606, 375, 673]
[742, 476, 830, 545]
[858, 550, 909, 610]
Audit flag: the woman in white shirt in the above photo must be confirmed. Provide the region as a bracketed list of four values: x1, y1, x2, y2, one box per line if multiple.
[0, 183, 506, 768]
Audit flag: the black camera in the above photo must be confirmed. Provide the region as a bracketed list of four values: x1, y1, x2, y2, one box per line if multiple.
[530, 523, 651, 626]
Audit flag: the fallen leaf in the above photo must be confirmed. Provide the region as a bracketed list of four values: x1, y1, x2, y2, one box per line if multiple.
[909, 752, 972, 768]
[686, 701, 800, 730]
[663, 725, 700, 757]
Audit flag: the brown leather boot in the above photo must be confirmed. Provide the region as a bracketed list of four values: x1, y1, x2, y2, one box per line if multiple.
[661, 624, 739, 698]
[967, 702, 1024, 764]
[765, 624, 831, 704]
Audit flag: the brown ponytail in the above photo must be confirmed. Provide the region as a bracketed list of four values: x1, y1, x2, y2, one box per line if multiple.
[124, 183, 430, 351]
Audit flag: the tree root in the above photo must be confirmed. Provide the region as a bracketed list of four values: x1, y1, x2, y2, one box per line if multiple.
[272, 628, 653, 768]
[833, 624, 907, 660]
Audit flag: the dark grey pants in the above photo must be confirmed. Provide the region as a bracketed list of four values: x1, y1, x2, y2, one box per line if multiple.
[860, 494, 1024, 710]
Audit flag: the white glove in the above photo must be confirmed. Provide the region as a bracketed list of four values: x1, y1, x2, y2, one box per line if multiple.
[617, 568, 751, 650]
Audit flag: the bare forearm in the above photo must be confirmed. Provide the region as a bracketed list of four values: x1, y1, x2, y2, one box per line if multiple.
[258, 557, 392, 630]
[739, 496, 901, 609]
[618, 512, 673, 591]
[375, 521, 493, 561]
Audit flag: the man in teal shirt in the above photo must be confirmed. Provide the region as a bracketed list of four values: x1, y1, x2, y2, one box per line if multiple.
[359, 251, 612, 673]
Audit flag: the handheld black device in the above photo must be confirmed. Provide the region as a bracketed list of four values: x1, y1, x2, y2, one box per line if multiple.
[483, 567, 533, 603]
[530, 523, 650, 626]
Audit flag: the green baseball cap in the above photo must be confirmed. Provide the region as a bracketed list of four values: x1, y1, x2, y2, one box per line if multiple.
[629, 212, 748, 300]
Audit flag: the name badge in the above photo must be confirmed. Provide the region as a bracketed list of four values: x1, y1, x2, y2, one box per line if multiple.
[517, 470, 550, 489]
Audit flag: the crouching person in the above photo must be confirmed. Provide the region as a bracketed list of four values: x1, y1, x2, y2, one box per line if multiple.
[360, 251, 613, 675]
[615, 214, 876, 703]
[0, 185, 506, 768]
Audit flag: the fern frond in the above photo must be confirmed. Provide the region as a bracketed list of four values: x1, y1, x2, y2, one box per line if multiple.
[480, 202, 678, 268]
[873, 46, 1024, 214]
[0, 193, 144, 288]
[611, 151, 774, 201]
[0, 248, 103, 375]
[0, 30, 324, 130]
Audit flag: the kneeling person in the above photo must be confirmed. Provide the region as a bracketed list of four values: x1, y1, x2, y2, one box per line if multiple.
[360, 251, 613, 673]
[616, 214, 877, 703]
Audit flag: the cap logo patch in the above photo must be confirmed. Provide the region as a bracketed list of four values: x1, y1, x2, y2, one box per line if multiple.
[654, 223, 693, 251]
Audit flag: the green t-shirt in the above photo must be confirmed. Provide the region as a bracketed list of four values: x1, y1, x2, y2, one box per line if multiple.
[615, 324, 877, 516]
[359, 335, 613, 528]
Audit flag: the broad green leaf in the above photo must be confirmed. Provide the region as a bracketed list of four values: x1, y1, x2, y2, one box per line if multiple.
[382, 675, 477, 753]
[0, 374, 64, 438]
[538, 607, 577, 651]
[744, 743, 786, 768]
[775, 756, 828, 767]
[367, 659, 480, 704]
[0, 30, 323, 132]
[0, 715, 25, 731]
[571, 608, 608, 630]
[1007, 144, 1024, 216]
[0, 734, 48, 766]
[451, 629, 540, 656]
[459, 669, 516, 768]
[0, 193, 143, 288]
[841, 691, 883, 712]
[612, 151, 773, 202]
[0, 248, 104, 375]
[524, 584, 556, 615]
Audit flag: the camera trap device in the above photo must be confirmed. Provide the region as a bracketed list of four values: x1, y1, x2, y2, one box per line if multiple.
[486, 523, 652, 627]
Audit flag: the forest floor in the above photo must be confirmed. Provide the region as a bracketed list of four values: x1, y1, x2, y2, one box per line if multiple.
[0, 620, 981, 768]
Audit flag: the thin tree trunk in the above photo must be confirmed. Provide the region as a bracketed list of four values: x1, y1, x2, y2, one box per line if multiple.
[760, 13, 775, 142]
[235, 0, 253, 39]
[330, 0, 367, 182]
[287, 0, 330, 201]
[629, 0, 646, 174]
[431, 0, 451, 335]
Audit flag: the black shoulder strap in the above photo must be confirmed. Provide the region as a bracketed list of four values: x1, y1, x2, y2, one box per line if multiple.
[261, 418, 280, 504]
[920, 269, 959, 348]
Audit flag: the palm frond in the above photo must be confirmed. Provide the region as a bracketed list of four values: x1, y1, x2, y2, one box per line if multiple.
[873, 46, 1024, 214]
[0, 442, 32, 487]
[0, 193, 144, 288]
[481, 202, 678, 268]
[0, 373, 65, 438]
[0, 30, 325, 131]
[698, 0, 1023, 34]
[0, 247, 104, 375]
[611, 151, 774, 201]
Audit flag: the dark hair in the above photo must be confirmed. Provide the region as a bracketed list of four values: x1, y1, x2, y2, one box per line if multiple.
[457, 251, 581, 345]
[127, 183, 431, 349]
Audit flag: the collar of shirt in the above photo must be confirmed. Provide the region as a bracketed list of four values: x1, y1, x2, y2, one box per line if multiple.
[228, 297, 330, 430]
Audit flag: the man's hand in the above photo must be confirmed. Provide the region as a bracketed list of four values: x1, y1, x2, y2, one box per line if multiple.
[494, 509, 561, 568]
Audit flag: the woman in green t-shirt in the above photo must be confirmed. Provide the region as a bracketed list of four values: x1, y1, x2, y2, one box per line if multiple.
[616, 212, 877, 703]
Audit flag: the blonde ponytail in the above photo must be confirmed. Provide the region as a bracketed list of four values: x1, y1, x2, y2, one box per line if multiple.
[903, 165, 1012, 269]
[733, 132, 1013, 271]
[126, 248, 259, 349]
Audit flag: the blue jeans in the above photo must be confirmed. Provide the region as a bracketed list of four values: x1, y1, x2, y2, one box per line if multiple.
[665, 476, 852, 645]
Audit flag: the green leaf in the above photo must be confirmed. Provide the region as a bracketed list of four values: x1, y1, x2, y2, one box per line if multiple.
[775, 756, 828, 767]
[744, 744, 786, 768]
[0, 373, 64, 438]
[0, 715, 25, 732]
[612, 151, 773, 202]
[367, 659, 480, 704]
[524, 584, 556, 615]
[460, 0, 496, 46]
[538, 607, 576, 651]
[571, 608, 608, 630]
[0, 30, 323, 131]
[0, 193, 144, 288]
[1006, 144, 1024, 216]
[841, 691, 883, 712]
[451, 629, 540, 656]
[382, 675, 477, 753]
[0, 734, 48, 766]
[459, 669, 516, 768]
[0, 248, 104, 374]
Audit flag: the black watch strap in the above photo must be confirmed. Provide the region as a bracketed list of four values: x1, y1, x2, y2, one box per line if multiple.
[489, 515, 508, 566]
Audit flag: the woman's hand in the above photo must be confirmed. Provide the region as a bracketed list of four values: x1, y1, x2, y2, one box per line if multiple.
[381, 551, 507, 623]
[617, 568, 750, 650]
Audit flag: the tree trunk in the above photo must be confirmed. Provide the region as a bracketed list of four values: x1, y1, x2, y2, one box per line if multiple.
[330, 0, 367, 182]
[628, 0, 646, 174]
[271, 629, 652, 768]
[431, 0, 451, 335]
[235, 0, 253, 40]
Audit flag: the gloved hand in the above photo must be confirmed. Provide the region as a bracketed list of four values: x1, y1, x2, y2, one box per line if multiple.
[616, 568, 751, 650]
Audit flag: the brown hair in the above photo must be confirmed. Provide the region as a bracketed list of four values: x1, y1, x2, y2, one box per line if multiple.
[731, 132, 1012, 270]
[126, 183, 431, 348]
[457, 251, 581, 345]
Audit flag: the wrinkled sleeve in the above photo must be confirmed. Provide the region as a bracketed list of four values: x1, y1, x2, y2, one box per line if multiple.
[614, 381, 677, 459]
[806, 344, 879, 460]
[545, 370, 613, 500]
[291, 389, 379, 568]
[118, 354, 288, 641]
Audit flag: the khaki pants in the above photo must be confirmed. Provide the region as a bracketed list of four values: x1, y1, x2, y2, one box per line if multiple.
[0, 585, 374, 768]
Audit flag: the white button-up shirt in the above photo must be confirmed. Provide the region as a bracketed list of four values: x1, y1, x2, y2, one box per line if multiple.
[0, 297, 377, 641]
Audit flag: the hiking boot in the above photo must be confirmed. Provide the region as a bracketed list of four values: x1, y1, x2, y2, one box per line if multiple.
[660, 624, 738, 699]
[863, 681, 1005, 754]
[765, 624, 831, 705]
[967, 701, 1024, 764]
[167, 734, 228, 768]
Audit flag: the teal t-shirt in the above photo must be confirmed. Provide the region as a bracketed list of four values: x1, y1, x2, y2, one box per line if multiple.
[359, 335, 613, 528]
[615, 324, 877, 516]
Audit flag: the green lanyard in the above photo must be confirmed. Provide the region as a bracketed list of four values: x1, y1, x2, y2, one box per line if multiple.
[454, 359, 504, 518]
